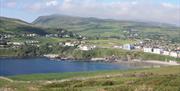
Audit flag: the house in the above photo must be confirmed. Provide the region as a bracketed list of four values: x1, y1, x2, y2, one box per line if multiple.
[0, 34, 13, 39]
[24, 33, 37, 37]
[152, 48, 162, 54]
[169, 51, 178, 58]
[7, 42, 24, 46]
[79, 45, 90, 51]
[123, 44, 134, 50]
[44, 54, 59, 58]
[45, 34, 58, 37]
[163, 51, 170, 56]
[0, 40, 7, 47]
[25, 40, 39, 44]
[0, 40, 7, 45]
[178, 52, 180, 58]
[78, 45, 96, 51]
[64, 42, 75, 46]
[113, 46, 123, 49]
[63, 35, 70, 38]
[134, 45, 142, 50]
[143, 47, 153, 53]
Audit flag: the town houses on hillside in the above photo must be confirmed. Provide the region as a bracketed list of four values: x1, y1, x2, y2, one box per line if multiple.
[115, 39, 180, 58]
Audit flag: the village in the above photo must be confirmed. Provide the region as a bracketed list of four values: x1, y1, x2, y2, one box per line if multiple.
[0, 33, 180, 60]
[119, 40, 180, 58]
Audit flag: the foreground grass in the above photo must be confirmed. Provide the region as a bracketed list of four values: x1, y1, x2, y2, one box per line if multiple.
[1, 66, 180, 91]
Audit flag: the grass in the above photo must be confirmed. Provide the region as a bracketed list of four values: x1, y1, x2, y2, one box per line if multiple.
[1, 66, 179, 91]
[38, 37, 73, 45]
[86, 39, 137, 47]
[8, 66, 180, 81]
[40, 66, 180, 91]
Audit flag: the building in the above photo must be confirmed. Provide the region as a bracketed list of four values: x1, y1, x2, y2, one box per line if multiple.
[7, 42, 24, 46]
[169, 51, 178, 58]
[163, 51, 170, 56]
[79, 46, 90, 51]
[0, 40, 7, 47]
[64, 42, 75, 46]
[25, 40, 39, 44]
[78, 45, 96, 51]
[134, 45, 142, 50]
[152, 48, 162, 54]
[123, 44, 134, 50]
[178, 52, 180, 58]
[44, 54, 59, 58]
[143, 47, 153, 53]
[113, 46, 123, 49]
[24, 33, 37, 37]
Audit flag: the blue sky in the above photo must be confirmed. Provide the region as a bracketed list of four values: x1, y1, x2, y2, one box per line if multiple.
[0, 0, 180, 25]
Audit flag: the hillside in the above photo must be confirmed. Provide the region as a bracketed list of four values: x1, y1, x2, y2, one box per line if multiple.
[0, 66, 180, 91]
[0, 16, 48, 35]
[1, 15, 180, 42]
[33, 14, 180, 40]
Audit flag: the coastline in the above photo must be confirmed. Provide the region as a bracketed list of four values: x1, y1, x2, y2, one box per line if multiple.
[114, 60, 179, 69]
[1, 55, 179, 68]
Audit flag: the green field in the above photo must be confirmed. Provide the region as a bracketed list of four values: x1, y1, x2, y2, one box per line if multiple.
[0, 66, 180, 91]
[85, 39, 137, 47]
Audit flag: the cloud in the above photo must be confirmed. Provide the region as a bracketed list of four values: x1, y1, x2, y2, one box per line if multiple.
[6, 2, 17, 8]
[56, 0, 180, 25]
[161, 3, 178, 9]
[0, 0, 17, 8]
[28, 3, 42, 12]
[46, 0, 58, 6]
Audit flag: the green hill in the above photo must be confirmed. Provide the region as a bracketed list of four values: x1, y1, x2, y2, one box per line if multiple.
[0, 16, 48, 35]
[1, 66, 180, 91]
[1, 15, 180, 42]
[33, 14, 180, 40]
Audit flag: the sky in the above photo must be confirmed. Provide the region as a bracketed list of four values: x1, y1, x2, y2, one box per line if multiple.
[0, 0, 180, 25]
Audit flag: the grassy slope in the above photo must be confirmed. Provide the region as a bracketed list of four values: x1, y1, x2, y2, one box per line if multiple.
[86, 39, 137, 47]
[33, 14, 180, 39]
[0, 66, 180, 91]
[8, 66, 180, 81]
[0, 17, 48, 35]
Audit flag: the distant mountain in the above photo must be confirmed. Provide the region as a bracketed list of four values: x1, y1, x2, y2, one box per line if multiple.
[0, 16, 48, 35]
[33, 14, 180, 38]
[0, 16, 82, 39]
[1, 15, 180, 42]
[33, 14, 176, 28]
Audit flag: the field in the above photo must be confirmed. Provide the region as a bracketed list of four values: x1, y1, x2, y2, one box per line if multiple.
[85, 39, 137, 47]
[8, 36, 137, 47]
[0, 66, 180, 91]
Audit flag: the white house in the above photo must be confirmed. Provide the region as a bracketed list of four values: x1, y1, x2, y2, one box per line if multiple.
[123, 44, 134, 50]
[79, 46, 90, 51]
[8, 42, 24, 46]
[78, 45, 96, 51]
[163, 51, 170, 56]
[113, 46, 123, 49]
[44, 54, 59, 58]
[152, 48, 162, 54]
[169, 51, 178, 58]
[64, 42, 75, 46]
[25, 40, 39, 44]
[26, 33, 37, 37]
[134, 45, 142, 50]
[143, 47, 153, 53]
[178, 52, 180, 58]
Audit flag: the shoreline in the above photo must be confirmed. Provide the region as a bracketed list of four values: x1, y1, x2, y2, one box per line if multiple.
[1, 56, 179, 67]
[142, 60, 180, 66]
[114, 60, 179, 69]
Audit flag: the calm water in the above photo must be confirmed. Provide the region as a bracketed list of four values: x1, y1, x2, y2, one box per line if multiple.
[0, 57, 133, 76]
